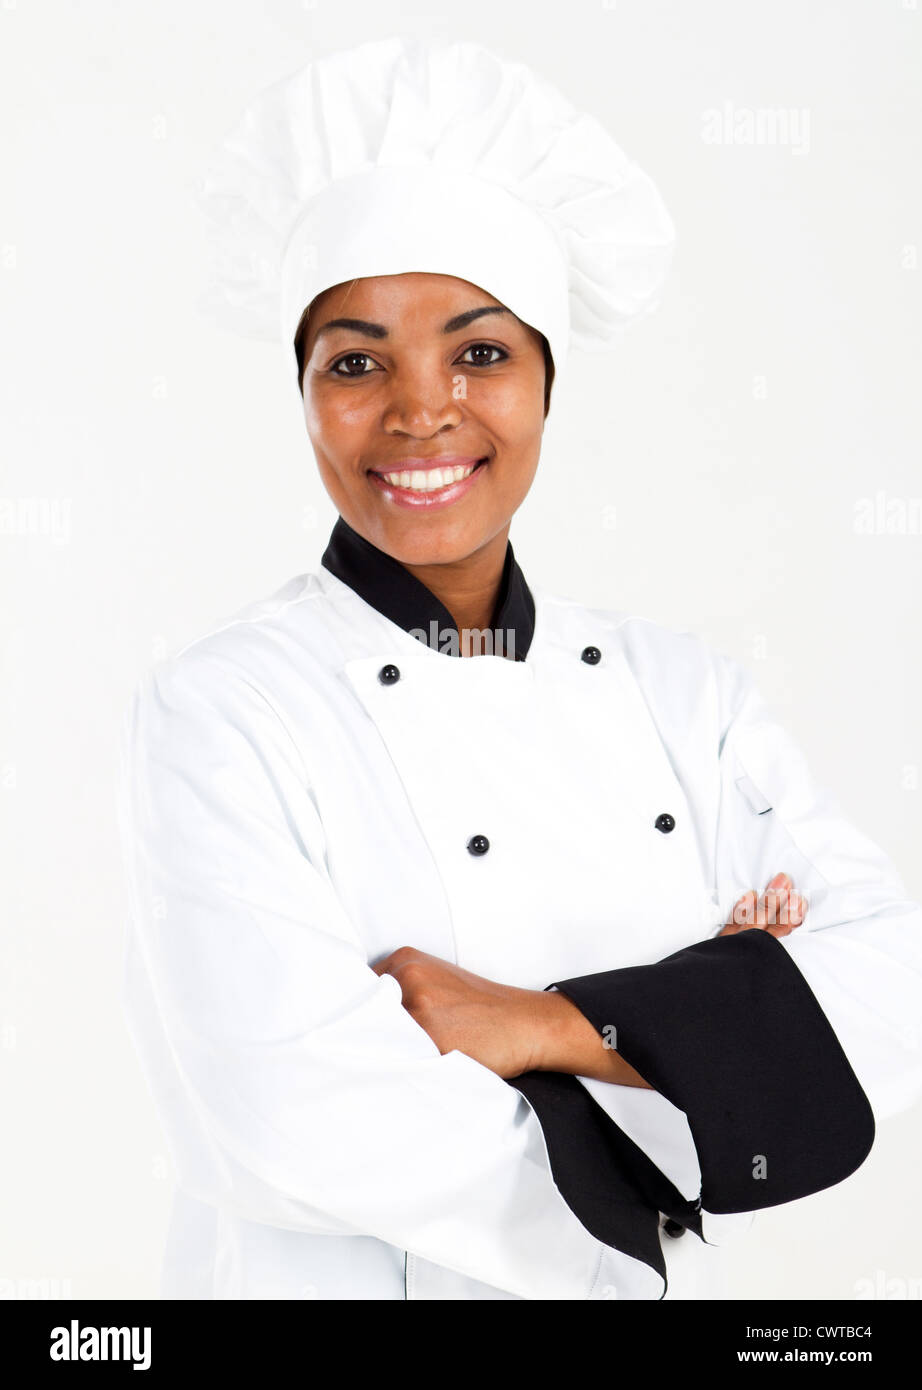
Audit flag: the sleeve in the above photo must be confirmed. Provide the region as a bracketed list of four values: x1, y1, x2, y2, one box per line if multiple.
[510, 651, 922, 1228]
[116, 653, 657, 1300]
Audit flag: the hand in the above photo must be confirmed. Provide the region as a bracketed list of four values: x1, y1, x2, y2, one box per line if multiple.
[371, 946, 652, 1086]
[718, 871, 808, 939]
[371, 946, 546, 1079]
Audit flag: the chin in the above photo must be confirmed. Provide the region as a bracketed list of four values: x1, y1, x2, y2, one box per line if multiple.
[377, 514, 495, 566]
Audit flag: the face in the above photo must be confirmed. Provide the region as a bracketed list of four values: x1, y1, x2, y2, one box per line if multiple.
[300, 273, 547, 568]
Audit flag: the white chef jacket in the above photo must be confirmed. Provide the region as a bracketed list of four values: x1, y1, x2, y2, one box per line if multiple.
[116, 518, 922, 1300]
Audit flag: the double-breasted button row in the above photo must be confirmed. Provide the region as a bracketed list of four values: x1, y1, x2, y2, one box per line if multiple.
[379, 648, 604, 677]
[464, 818, 674, 856]
[380, 648, 604, 676]
[375, 655, 675, 848]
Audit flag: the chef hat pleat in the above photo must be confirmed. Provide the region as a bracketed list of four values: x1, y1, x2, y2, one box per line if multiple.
[195, 35, 676, 387]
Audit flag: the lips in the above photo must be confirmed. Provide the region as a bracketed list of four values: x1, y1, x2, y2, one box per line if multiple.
[367, 456, 489, 509]
[369, 455, 485, 477]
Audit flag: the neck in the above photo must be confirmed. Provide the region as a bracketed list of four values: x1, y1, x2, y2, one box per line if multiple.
[400, 528, 509, 656]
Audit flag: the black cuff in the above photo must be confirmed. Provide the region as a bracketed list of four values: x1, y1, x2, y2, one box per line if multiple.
[550, 929, 875, 1214]
[506, 1067, 702, 1296]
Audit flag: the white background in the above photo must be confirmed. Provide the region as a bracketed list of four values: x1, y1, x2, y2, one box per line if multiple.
[1, 0, 920, 1299]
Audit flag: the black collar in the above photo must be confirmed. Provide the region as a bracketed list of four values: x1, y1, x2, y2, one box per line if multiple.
[320, 514, 536, 661]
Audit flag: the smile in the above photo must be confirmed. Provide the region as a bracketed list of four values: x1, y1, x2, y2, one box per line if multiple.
[379, 462, 478, 491]
[367, 457, 488, 509]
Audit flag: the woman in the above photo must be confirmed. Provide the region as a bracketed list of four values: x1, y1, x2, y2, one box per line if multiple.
[118, 37, 922, 1301]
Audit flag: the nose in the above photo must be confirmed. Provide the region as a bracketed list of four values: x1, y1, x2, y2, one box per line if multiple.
[381, 363, 465, 438]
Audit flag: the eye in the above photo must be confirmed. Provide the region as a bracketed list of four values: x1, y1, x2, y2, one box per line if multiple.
[457, 343, 508, 367]
[330, 352, 379, 377]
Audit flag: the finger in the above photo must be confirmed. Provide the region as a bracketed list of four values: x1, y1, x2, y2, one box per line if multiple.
[765, 872, 793, 892]
[779, 891, 806, 928]
[779, 887, 809, 928]
[755, 877, 788, 928]
[763, 890, 808, 937]
[722, 888, 757, 934]
[733, 890, 756, 927]
[756, 888, 790, 936]
[788, 892, 807, 925]
[722, 879, 807, 937]
[768, 886, 789, 926]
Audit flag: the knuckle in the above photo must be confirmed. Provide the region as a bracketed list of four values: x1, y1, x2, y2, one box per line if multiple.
[388, 945, 420, 969]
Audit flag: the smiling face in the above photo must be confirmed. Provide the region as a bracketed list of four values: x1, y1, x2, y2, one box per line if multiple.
[298, 272, 549, 569]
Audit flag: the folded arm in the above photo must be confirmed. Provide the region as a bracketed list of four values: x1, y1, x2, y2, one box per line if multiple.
[384, 649, 922, 1231]
[375, 872, 805, 1088]
[118, 652, 666, 1299]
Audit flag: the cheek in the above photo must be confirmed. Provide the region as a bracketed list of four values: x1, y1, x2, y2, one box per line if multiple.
[304, 392, 372, 448]
[475, 370, 544, 437]
[478, 390, 544, 479]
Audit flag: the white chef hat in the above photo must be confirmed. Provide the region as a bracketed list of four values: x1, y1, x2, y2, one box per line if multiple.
[195, 35, 676, 394]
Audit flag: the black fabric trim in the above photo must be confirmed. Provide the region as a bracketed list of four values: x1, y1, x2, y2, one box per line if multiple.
[508, 1066, 706, 1253]
[507, 1071, 673, 1293]
[320, 514, 536, 660]
[550, 930, 876, 1215]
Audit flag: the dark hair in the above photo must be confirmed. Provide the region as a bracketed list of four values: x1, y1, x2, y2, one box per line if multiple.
[293, 301, 556, 417]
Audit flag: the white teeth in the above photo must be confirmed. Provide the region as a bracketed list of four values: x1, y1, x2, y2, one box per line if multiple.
[380, 462, 478, 491]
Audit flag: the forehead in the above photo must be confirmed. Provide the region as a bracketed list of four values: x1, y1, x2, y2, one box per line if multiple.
[311, 271, 503, 315]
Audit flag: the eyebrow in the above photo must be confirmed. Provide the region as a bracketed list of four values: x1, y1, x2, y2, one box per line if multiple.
[313, 305, 513, 342]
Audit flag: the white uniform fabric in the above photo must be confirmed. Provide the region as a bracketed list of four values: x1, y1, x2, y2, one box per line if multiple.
[117, 565, 922, 1300]
[194, 35, 677, 390]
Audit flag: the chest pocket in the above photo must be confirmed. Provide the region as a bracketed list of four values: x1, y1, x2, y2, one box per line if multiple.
[719, 739, 834, 931]
[735, 772, 772, 816]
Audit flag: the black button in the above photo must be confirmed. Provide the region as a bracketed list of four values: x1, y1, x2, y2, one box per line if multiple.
[655, 812, 675, 834]
[377, 664, 401, 685]
[661, 1218, 686, 1239]
[467, 834, 490, 856]
[580, 645, 601, 665]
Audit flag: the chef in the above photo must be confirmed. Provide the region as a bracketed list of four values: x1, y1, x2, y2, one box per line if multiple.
[117, 36, 922, 1301]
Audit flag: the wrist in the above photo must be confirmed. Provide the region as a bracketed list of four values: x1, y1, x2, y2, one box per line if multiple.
[528, 988, 653, 1088]
[529, 988, 600, 1073]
